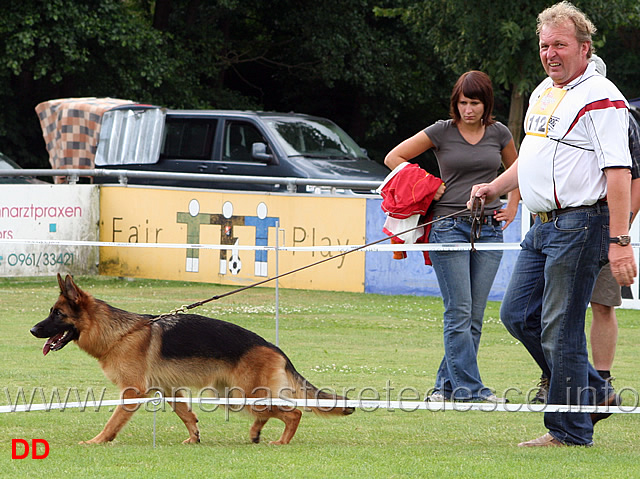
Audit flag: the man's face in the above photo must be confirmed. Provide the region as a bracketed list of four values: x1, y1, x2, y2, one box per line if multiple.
[539, 19, 590, 87]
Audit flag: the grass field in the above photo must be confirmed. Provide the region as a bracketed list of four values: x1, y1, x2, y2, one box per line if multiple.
[2, 275, 640, 478]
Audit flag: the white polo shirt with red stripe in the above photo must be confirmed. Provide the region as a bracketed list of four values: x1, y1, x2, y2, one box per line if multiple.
[518, 62, 632, 214]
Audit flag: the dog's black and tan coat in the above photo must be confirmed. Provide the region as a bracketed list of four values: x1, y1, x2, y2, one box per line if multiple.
[30, 274, 353, 445]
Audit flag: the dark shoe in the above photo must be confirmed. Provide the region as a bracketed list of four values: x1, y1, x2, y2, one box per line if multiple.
[530, 376, 549, 404]
[518, 432, 565, 447]
[591, 392, 621, 426]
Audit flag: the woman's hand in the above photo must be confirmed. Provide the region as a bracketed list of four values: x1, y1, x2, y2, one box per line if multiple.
[494, 203, 517, 229]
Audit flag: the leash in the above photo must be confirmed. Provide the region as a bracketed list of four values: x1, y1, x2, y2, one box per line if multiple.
[470, 196, 485, 252]
[155, 207, 471, 319]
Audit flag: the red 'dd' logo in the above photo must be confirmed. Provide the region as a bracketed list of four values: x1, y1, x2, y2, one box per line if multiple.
[11, 439, 49, 459]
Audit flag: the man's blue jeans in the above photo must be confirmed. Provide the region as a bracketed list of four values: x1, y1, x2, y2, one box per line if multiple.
[429, 216, 503, 400]
[501, 205, 611, 445]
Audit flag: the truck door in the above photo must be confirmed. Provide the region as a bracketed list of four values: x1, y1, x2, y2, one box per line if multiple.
[160, 118, 218, 176]
[216, 120, 285, 191]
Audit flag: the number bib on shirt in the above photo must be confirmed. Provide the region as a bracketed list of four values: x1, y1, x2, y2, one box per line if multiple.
[525, 87, 567, 137]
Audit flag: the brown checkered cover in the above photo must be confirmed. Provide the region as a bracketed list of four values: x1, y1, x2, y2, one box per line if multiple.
[35, 98, 134, 182]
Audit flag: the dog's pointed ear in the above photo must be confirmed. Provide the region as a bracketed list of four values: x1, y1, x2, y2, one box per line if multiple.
[61, 274, 81, 303]
[57, 273, 65, 292]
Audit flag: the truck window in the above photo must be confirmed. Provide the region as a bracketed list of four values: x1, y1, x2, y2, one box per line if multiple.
[224, 122, 268, 162]
[95, 107, 165, 166]
[161, 119, 216, 160]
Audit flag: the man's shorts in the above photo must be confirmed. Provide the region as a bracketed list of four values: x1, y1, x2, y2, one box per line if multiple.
[591, 263, 623, 307]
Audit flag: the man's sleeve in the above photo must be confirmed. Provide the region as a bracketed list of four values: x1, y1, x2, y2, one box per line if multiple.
[628, 112, 640, 180]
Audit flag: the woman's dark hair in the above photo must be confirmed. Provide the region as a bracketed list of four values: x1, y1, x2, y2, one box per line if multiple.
[449, 70, 495, 126]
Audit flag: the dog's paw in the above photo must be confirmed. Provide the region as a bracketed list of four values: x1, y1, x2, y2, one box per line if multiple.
[79, 434, 112, 445]
[182, 436, 200, 444]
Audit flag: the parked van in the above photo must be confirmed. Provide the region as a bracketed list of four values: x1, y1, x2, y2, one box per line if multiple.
[94, 108, 388, 193]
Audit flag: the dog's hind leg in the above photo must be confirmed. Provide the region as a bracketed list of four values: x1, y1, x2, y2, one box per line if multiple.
[249, 417, 268, 443]
[268, 407, 302, 445]
[248, 406, 302, 445]
[168, 392, 200, 444]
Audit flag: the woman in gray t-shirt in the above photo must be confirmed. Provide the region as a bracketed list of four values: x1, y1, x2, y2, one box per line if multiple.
[384, 70, 520, 402]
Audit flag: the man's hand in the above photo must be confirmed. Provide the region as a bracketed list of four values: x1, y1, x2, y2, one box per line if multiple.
[609, 244, 637, 286]
[467, 183, 497, 210]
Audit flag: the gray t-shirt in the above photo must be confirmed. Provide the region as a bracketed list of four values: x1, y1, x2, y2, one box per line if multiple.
[424, 119, 513, 217]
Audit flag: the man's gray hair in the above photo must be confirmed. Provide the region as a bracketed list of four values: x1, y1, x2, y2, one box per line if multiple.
[537, 1, 597, 59]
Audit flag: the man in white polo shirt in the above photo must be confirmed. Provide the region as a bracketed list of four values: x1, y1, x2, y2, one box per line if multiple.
[530, 54, 640, 404]
[469, 1, 636, 447]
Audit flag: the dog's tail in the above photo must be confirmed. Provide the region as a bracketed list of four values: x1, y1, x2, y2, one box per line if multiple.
[285, 360, 355, 417]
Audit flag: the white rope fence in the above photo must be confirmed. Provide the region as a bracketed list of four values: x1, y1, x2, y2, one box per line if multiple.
[5, 395, 634, 447]
[0, 237, 526, 251]
[3, 395, 637, 414]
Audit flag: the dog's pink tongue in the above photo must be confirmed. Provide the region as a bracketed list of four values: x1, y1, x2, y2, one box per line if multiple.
[42, 333, 63, 356]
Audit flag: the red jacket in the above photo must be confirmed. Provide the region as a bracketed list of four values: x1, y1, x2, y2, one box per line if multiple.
[378, 163, 443, 264]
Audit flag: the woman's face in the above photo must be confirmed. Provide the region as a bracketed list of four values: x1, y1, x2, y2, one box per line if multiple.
[457, 94, 485, 126]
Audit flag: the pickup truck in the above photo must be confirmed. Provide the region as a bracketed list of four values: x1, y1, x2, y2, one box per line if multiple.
[93, 108, 389, 194]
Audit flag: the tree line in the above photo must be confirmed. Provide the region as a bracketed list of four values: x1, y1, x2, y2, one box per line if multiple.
[1, 0, 639, 173]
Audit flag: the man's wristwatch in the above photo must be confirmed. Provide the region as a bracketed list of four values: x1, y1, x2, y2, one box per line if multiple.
[610, 235, 632, 246]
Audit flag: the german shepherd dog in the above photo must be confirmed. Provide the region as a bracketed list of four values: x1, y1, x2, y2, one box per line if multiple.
[30, 274, 354, 445]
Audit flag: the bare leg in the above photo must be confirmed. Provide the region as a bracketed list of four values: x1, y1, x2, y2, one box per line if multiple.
[590, 301, 618, 372]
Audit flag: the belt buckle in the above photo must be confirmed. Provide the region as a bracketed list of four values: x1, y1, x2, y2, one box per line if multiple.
[538, 211, 550, 223]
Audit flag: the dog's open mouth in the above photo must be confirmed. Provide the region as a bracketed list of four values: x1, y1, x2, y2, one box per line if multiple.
[42, 330, 75, 356]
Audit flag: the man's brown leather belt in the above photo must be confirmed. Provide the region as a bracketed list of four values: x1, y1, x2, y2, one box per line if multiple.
[537, 201, 606, 224]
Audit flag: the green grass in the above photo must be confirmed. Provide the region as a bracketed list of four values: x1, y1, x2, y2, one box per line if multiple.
[2, 276, 640, 478]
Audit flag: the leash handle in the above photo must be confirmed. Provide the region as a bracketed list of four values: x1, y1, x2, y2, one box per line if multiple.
[470, 196, 485, 251]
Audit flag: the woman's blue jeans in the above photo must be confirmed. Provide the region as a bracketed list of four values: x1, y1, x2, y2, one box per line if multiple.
[500, 206, 611, 445]
[429, 216, 503, 400]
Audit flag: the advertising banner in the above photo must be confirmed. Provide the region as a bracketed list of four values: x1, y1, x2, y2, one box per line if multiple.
[0, 185, 99, 276]
[99, 186, 367, 292]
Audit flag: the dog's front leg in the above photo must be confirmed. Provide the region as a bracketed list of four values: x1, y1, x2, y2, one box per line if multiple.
[80, 387, 145, 444]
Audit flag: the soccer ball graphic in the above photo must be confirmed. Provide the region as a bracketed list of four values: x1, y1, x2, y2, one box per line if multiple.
[228, 254, 242, 275]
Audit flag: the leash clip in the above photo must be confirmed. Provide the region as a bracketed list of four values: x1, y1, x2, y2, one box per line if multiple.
[153, 304, 189, 321]
[169, 305, 189, 315]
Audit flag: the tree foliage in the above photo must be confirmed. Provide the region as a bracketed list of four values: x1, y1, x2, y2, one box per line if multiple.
[0, 0, 172, 166]
[389, 0, 640, 145]
[0, 0, 639, 169]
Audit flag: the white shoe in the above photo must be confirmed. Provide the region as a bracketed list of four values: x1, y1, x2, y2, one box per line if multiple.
[482, 394, 507, 404]
[428, 392, 447, 402]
